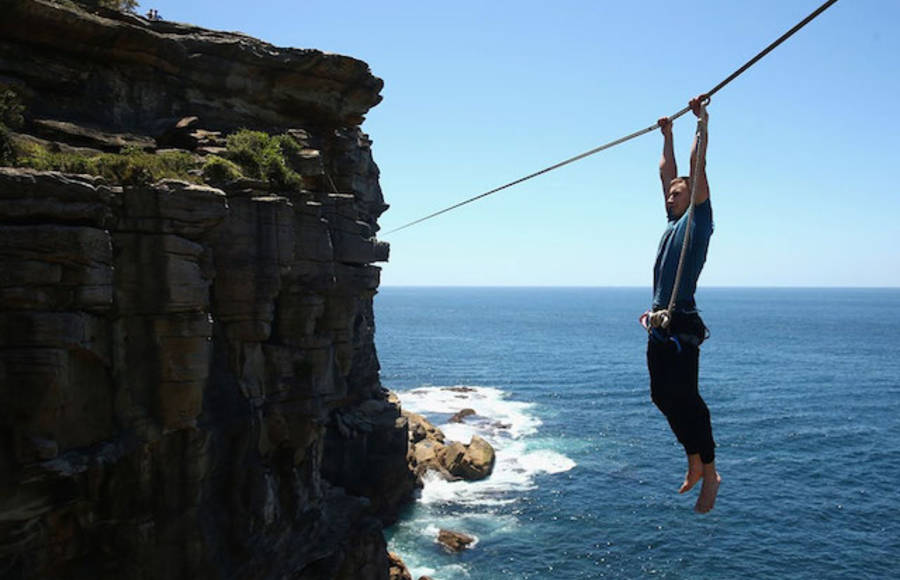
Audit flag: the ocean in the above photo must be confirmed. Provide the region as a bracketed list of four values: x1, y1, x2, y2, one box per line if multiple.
[375, 287, 900, 579]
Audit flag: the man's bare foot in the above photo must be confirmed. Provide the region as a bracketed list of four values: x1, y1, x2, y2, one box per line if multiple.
[694, 462, 721, 514]
[679, 454, 703, 493]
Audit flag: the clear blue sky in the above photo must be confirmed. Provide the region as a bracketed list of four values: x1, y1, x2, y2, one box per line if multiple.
[139, 0, 898, 287]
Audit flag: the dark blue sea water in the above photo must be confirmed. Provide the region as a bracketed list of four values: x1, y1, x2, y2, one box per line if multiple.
[376, 287, 900, 579]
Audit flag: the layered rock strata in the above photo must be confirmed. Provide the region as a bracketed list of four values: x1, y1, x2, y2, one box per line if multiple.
[0, 0, 382, 132]
[0, 2, 416, 579]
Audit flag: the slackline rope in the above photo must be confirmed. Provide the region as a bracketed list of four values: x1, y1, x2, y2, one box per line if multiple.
[383, 0, 839, 236]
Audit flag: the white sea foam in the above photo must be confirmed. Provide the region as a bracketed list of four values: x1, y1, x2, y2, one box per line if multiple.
[401, 385, 541, 439]
[408, 566, 437, 578]
[399, 386, 577, 507]
[391, 385, 576, 573]
[409, 564, 469, 579]
[517, 449, 577, 475]
[421, 523, 441, 538]
[418, 470, 519, 506]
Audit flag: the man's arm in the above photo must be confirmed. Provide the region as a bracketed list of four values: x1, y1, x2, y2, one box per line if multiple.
[658, 116, 677, 197]
[688, 96, 710, 206]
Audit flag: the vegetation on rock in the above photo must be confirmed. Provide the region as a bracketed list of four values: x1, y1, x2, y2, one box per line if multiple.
[223, 130, 305, 191]
[14, 142, 200, 185]
[202, 155, 245, 185]
[2, 122, 312, 190]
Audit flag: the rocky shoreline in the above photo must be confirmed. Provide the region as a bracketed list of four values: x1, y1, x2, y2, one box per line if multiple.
[404, 403, 496, 484]
[387, 391, 495, 580]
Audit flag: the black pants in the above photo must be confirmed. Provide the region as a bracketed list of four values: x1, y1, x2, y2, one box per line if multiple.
[646, 315, 716, 464]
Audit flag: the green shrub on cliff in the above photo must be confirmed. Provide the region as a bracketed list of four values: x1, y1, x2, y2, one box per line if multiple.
[202, 155, 244, 184]
[15, 142, 97, 173]
[224, 130, 304, 191]
[99, 148, 198, 184]
[15, 142, 200, 185]
[5, 125, 306, 190]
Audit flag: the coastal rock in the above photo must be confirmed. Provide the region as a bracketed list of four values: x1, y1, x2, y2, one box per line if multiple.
[157, 118, 229, 155]
[0, 167, 117, 226]
[321, 397, 418, 524]
[441, 386, 476, 393]
[0, 3, 405, 578]
[440, 436, 496, 481]
[0, 0, 383, 132]
[31, 118, 156, 152]
[404, 410, 446, 444]
[411, 440, 453, 480]
[0, 224, 113, 312]
[403, 410, 452, 480]
[403, 410, 496, 481]
[436, 529, 476, 553]
[437, 441, 467, 476]
[388, 552, 413, 580]
[449, 408, 476, 423]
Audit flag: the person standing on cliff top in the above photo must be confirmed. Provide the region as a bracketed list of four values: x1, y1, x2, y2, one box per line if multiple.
[645, 95, 720, 513]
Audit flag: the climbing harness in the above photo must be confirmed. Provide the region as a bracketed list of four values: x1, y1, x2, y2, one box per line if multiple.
[640, 310, 710, 354]
[383, 0, 839, 236]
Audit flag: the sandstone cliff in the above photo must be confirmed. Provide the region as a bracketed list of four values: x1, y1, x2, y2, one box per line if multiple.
[0, 2, 415, 578]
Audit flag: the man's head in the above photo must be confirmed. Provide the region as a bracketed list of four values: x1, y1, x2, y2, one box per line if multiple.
[666, 176, 691, 219]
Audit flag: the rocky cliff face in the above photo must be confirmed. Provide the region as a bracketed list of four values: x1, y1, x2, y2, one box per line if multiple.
[0, 2, 415, 578]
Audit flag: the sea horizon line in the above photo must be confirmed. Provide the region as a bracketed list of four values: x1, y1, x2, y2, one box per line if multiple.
[378, 284, 900, 290]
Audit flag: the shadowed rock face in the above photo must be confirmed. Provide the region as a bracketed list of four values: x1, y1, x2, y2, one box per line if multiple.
[0, 3, 415, 579]
[0, 0, 383, 133]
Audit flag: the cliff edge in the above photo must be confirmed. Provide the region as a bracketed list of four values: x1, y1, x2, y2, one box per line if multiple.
[0, 2, 415, 578]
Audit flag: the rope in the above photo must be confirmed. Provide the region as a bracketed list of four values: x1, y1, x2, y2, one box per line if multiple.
[383, 0, 839, 236]
[382, 123, 662, 235]
[325, 171, 339, 194]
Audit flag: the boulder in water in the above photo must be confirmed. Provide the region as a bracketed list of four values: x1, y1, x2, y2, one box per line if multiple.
[448, 408, 476, 423]
[437, 529, 475, 552]
[388, 552, 412, 580]
[439, 435, 495, 481]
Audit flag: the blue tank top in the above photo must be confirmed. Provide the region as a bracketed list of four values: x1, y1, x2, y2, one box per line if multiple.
[652, 199, 713, 311]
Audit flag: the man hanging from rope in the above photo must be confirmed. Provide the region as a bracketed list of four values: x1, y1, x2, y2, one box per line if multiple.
[645, 95, 720, 513]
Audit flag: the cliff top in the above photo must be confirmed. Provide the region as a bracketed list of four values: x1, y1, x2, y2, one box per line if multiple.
[0, 0, 384, 132]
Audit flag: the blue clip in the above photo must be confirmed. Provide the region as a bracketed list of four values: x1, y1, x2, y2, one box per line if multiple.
[668, 335, 683, 354]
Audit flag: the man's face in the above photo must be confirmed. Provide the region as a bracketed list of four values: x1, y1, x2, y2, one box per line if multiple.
[666, 180, 690, 219]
